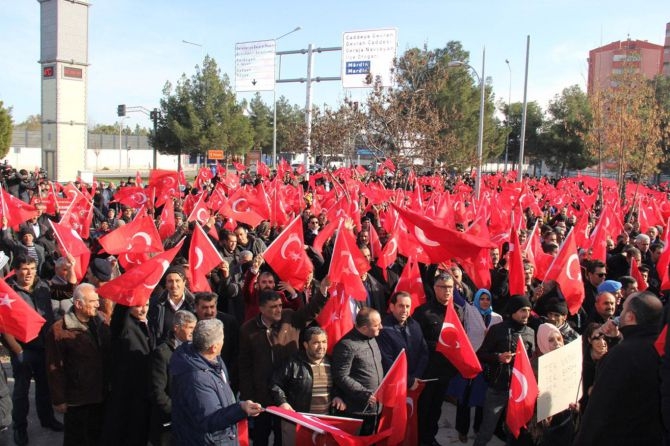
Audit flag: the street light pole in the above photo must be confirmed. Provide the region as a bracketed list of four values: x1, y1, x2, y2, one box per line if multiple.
[272, 26, 301, 169]
[448, 46, 486, 200]
[504, 59, 511, 173]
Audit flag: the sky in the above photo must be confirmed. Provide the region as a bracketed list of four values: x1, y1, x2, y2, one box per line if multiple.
[0, 0, 668, 132]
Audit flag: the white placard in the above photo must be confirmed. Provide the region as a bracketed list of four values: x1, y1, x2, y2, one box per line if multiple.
[235, 40, 276, 92]
[536, 336, 583, 421]
[341, 28, 397, 89]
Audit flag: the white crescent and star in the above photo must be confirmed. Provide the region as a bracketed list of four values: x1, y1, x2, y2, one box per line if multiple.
[232, 198, 248, 213]
[0, 294, 15, 307]
[280, 234, 303, 261]
[511, 368, 529, 403]
[131, 231, 152, 246]
[438, 322, 460, 349]
[196, 208, 209, 223]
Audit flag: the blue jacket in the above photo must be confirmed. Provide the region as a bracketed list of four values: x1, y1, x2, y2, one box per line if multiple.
[377, 313, 429, 386]
[170, 343, 246, 446]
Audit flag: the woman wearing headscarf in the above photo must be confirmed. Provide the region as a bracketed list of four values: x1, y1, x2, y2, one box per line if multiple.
[528, 323, 577, 446]
[449, 289, 503, 443]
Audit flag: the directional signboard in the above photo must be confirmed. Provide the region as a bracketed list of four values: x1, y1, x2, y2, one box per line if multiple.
[342, 29, 397, 88]
[235, 39, 276, 92]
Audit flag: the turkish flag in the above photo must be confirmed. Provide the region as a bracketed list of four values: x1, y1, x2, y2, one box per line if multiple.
[313, 218, 339, 255]
[189, 223, 224, 292]
[112, 186, 149, 209]
[375, 350, 408, 446]
[376, 234, 398, 282]
[263, 216, 314, 292]
[187, 192, 210, 226]
[506, 335, 538, 438]
[256, 161, 270, 178]
[149, 169, 181, 208]
[117, 252, 151, 271]
[0, 278, 46, 343]
[315, 284, 354, 355]
[543, 229, 585, 315]
[0, 187, 37, 229]
[267, 406, 389, 446]
[193, 167, 214, 190]
[655, 324, 667, 356]
[237, 418, 249, 446]
[382, 159, 396, 172]
[508, 224, 526, 296]
[457, 249, 492, 292]
[368, 225, 383, 260]
[394, 257, 425, 312]
[435, 302, 482, 379]
[630, 257, 648, 292]
[295, 414, 362, 445]
[403, 380, 426, 446]
[97, 240, 183, 306]
[59, 193, 94, 240]
[328, 222, 369, 301]
[394, 205, 495, 264]
[49, 220, 91, 283]
[233, 161, 246, 172]
[158, 196, 176, 241]
[98, 213, 163, 255]
[658, 218, 670, 290]
[219, 187, 265, 229]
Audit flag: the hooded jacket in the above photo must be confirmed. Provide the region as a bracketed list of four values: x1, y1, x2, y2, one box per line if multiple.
[170, 342, 246, 446]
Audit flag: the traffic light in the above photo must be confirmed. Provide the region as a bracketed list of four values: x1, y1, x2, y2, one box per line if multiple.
[117, 104, 126, 117]
[150, 110, 158, 120]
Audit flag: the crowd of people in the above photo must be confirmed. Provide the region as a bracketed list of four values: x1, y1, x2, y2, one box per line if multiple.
[0, 165, 669, 446]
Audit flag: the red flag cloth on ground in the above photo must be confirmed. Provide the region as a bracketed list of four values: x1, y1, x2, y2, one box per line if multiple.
[630, 257, 648, 292]
[0, 278, 46, 343]
[328, 223, 369, 301]
[189, 223, 224, 293]
[375, 350, 408, 446]
[315, 284, 354, 355]
[543, 229, 585, 315]
[263, 216, 314, 292]
[403, 380, 426, 446]
[98, 213, 163, 255]
[158, 197, 176, 241]
[393, 258, 425, 312]
[49, 220, 91, 282]
[435, 302, 482, 379]
[507, 225, 526, 296]
[97, 240, 183, 307]
[506, 335, 539, 439]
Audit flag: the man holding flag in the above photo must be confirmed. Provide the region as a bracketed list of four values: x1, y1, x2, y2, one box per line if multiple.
[473, 295, 535, 446]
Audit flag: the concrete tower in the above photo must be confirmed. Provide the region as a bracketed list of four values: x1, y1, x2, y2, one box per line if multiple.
[38, 0, 90, 182]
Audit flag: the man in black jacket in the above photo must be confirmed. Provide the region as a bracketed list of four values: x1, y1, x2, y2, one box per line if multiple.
[270, 326, 345, 444]
[473, 295, 535, 446]
[331, 307, 383, 436]
[576, 291, 663, 445]
[148, 310, 196, 446]
[148, 266, 195, 345]
[413, 272, 460, 446]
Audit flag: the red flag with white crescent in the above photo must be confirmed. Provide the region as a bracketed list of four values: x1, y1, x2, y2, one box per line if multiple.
[506, 335, 538, 438]
[435, 302, 482, 379]
[263, 216, 313, 292]
[543, 229, 585, 315]
[189, 223, 224, 292]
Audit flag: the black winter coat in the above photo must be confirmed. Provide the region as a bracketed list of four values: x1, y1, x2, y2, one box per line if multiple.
[574, 324, 663, 446]
[270, 351, 336, 413]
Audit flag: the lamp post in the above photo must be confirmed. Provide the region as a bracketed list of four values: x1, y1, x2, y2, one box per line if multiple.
[504, 59, 511, 173]
[448, 47, 486, 200]
[272, 26, 301, 169]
